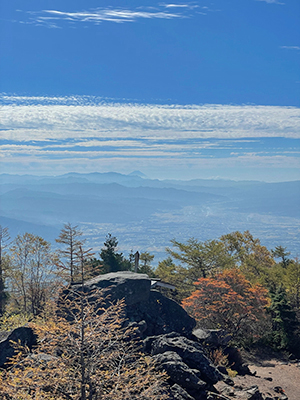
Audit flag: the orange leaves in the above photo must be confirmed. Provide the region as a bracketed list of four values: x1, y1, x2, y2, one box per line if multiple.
[182, 268, 271, 342]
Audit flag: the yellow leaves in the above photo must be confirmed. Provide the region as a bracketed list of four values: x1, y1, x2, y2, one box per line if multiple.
[208, 348, 229, 368]
[0, 289, 167, 400]
[0, 312, 32, 331]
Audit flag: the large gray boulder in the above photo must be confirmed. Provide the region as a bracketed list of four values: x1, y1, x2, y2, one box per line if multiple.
[127, 290, 196, 336]
[192, 328, 232, 347]
[65, 271, 196, 337]
[147, 332, 223, 385]
[170, 384, 195, 400]
[73, 271, 151, 306]
[153, 351, 207, 391]
[0, 326, 37, 369]
[58, 272, 225, 400]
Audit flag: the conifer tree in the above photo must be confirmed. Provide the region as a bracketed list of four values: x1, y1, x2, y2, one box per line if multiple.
[272, 245, 290, 268]
[167, 238, 234, 280]
[155, 257, 189, 302]
[138, 252, 155, 276]
[56, 223, 84, 284]
[99, 234, 130, 273]
[268, 286, 300, 356]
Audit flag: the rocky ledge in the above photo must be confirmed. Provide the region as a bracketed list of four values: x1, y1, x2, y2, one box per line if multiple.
[0, 272, 287, 400]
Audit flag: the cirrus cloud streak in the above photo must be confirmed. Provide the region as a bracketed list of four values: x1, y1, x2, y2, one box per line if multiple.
[21, 4, 202, 28]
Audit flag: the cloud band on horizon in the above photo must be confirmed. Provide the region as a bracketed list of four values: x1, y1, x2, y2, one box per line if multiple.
[1, 97, 299, 139]
[1, 96, 299, 179]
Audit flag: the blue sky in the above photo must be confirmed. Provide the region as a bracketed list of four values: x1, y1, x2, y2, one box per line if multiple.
[0, 1, 299, 181]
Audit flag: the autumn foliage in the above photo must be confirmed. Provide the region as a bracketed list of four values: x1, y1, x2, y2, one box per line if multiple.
[0, 290, 167, 400]
[182, 268, 271, 342]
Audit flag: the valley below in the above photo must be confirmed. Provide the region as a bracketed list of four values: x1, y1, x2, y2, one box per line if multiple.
[1, 172, 299, 262]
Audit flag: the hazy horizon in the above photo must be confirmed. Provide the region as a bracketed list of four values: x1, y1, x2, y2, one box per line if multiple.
[1, 170, 300, 184]
[1, 173, 299, 262]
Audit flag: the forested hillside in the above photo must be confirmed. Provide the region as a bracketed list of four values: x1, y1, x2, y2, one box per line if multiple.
[1, 225, 299, 352]
[0, 223, 300, 399]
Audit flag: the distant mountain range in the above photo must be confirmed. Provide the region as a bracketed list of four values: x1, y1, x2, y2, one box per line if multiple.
[0, 172, 299, 262]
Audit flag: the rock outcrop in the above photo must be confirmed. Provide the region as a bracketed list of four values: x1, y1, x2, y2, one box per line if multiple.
[1, 272, 261, 400]
[146, 332, 223, 385]
[67, 271, 196, 337]
[77, 271, 152, 306]
[153, 350, 207, 392]
[0, 326, 37, 369]
[67, 272, 224, 399]
[192, 328, 232, 347]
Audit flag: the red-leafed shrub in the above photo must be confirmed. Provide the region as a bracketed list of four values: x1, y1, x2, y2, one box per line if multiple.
[182, 268, 271, 344]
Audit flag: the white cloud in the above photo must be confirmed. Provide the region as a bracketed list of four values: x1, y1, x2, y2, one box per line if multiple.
[2, 153, 299, 173]
[1, 99, 299, 141]
[0, 147, 180, 158]
[280, 46, 300, 51]
[41, 9, 181, 22]
[24, 5, 195, 27]
[1, 96, 299, 179]
[160, 3, 198, 9]
[0, 139, 224, 159]
[256, 0, 285, 4]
